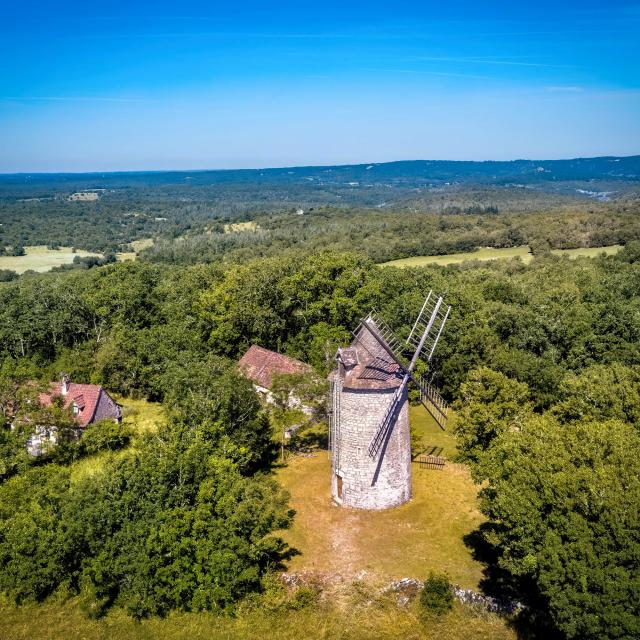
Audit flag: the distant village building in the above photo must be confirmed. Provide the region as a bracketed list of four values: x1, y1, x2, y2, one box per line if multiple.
[28, 374, 122, 456]
[67, 191, 100, 202]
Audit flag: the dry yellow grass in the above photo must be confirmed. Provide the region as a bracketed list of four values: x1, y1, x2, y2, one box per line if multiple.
[0, 597, 515, 640]
[277, 406, 484, 589]
[116, 238, 154, 262]
[224, 221, 259, 233]
[68, 192, 100, 201]
[130, 238, 154, 252]
[381, 244, 623, 268]
[0, 246, 101, 274]
[381, 246, 533, 268]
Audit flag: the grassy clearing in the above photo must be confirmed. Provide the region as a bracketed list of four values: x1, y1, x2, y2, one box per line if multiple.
[70, 397, 164, 484]
[130, 238, 154, 252]
[0, 246, 101, 274]
[0, 597, 515, 640]
[224, 221, 259, 233]
[381, 246, 533, 268]
[277, 406, 484, 588]
[381, 244, 623, 268]
[550, 244, 623, 258]
[0, 404, 515, 639]
[116, 238, 154, 262]
[117, 395, 164, 435]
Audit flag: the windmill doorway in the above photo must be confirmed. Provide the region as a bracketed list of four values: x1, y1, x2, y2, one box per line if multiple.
[335, 473, 343, 500]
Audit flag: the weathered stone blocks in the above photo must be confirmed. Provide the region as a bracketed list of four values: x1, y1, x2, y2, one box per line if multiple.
[332, 385, 412, 510]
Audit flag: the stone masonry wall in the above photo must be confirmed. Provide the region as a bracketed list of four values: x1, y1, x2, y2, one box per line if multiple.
[333, 386, 411, 510]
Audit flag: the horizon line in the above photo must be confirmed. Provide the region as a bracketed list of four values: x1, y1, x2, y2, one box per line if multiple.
[1, 153, 639, 177]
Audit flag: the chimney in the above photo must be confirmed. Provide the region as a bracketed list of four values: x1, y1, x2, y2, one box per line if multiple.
[60, 373, 70, 396]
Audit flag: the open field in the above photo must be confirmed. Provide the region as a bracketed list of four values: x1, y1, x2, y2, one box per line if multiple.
[224, 221, 259, 233]
[381, 246, 533, 267]
[381, 244, 623, 268]
[277, 406, 483, 588]
[116, 238, 154, 262]
[0, 246, 101, 273]
[550, 244, 623, 258]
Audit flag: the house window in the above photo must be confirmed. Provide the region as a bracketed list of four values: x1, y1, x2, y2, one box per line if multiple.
[72, 404, 80, 415]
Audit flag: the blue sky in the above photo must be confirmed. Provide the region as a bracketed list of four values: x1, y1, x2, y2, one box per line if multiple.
[1, 0, 639, 172]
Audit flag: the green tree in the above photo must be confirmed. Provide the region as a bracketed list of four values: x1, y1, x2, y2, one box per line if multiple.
[552, 364, 640, 430]
[479, 416, 640, 640]
[162, 354, 276, 473]
[454, 367, 532, 466]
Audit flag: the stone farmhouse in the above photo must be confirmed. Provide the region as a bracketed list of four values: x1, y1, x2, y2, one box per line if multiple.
[28, 374, 122, 456]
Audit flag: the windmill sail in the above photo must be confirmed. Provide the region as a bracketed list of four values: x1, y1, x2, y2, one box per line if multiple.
[416, 374, 449, 430]
[362, 292, 451, 463]
[406, 297, 451, 361]
[362, 311, 408, 365]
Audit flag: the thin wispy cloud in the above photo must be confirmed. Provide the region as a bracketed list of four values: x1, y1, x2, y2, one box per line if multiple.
[0, 96, 152, 103]
[544, 86, 585, 93]
[365, 68, 495, 81]
[415, 56, 578, 69]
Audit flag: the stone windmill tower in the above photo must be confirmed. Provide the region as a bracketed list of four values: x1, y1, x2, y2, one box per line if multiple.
[329, 292, 451, 510]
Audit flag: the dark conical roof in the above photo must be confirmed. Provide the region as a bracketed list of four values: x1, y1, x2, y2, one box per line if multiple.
[337, 321, 403, 391]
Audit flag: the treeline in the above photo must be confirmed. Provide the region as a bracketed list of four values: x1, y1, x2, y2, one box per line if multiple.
[1, 246, 639, 635]
[0, 173, 623, 255]
[141, 204, 640, 266]
[1, 245, 639, 408]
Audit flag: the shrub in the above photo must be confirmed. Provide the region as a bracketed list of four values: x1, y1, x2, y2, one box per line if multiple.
[419, 573, 453, 615]
[79, 420, 133, 455]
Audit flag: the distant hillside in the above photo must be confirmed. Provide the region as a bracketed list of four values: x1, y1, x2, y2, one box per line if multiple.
[1, 155, 638, 190]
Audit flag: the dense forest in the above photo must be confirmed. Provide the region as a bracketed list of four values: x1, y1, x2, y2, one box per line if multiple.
[1, 240, 639, 637]
[1, 157, 639, 257]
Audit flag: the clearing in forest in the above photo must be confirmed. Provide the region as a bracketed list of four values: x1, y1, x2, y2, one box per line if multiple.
[277, 406, 486, 589]
[382, 246, 533, 267]
[116, 238, 155, 262]
[0, 245, 101, 274]
[224, 221, 259, 233]
[381, 244, 623, 268]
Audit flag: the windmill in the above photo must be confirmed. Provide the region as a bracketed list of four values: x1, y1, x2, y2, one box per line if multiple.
[329, 291, 451, 510]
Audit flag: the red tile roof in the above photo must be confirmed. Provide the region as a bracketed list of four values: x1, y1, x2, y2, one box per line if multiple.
[238, 345, 311, 389]
[39, 382, 104, 428]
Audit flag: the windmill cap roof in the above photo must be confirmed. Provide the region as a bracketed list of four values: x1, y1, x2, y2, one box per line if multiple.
[341, 322, 403, 390]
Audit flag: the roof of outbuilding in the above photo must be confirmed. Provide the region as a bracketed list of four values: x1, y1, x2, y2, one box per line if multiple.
[238, 345, 311, 390]
[39, 382, 112, 428]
